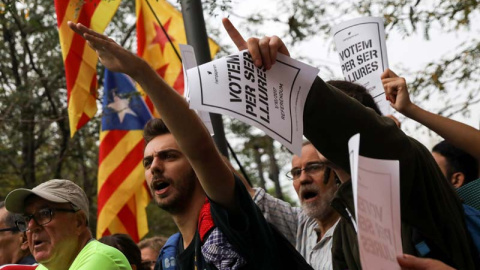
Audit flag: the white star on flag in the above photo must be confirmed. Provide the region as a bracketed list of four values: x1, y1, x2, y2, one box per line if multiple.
[107, 92, 137, 123]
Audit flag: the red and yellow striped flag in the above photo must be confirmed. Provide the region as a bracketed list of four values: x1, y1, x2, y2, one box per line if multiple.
[54, 0, 120, 136]
[136, 0, 219, 116]
[97, 69, 152, 242]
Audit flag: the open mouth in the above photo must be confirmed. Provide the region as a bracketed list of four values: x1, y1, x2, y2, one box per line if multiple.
[33, 240, 45, 248]
[152, 180, 171, 194]
[302, 191, 319, 201]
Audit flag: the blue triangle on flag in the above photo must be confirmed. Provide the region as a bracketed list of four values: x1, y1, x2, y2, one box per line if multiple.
[102, 69, 152, 131]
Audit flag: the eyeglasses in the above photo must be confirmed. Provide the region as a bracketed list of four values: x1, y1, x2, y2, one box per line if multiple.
[286, 162, 325, 180]
[0, 226, 20, 233]
[16, 207, 78, 232]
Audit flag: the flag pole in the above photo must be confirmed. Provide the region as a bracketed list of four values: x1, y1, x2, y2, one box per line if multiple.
[179, 0, 229, 157]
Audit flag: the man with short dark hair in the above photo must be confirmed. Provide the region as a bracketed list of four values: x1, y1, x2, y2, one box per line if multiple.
[142, 117, 312, 269]
[4, 180, 132, 270]
[432, 140, 479, 189]
[0, 201, 35, 266]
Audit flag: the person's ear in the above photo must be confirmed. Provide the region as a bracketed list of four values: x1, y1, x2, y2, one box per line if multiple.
[75, 211, 88, 233]
[450, 172, 465, 188]
[19, 232, 30, 251]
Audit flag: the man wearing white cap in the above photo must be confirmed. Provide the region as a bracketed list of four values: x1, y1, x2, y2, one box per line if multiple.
[4, 179, 132, 270]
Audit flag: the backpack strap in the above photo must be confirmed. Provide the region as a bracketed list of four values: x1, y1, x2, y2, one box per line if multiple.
[198, 199, 215, 242]
[155, 232, 181, 270]
[155, 199, 215, 270]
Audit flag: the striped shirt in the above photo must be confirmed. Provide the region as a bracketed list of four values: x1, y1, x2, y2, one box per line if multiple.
[253, 188, 339, 270]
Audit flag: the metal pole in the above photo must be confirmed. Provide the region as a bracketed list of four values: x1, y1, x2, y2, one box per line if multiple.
[180, 0, 229, 157]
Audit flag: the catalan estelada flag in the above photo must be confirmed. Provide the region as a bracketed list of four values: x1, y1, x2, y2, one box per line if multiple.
[54, 0, 120, 136]
[136, 0, 219, 116]
[97, 69, 152, 242]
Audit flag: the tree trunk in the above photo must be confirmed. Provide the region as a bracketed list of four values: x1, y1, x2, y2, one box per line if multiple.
[252, 144, 267, 190]
[265, 137, 284, 200]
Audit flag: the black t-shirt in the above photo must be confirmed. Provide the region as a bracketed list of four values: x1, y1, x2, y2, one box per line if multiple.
[176, 231, 215, 270]
[176, 175, 313, 270]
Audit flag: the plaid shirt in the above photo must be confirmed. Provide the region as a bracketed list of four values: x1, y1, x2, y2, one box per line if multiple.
[253, 188, 339, 270]
[201, 228, 246, 270]
[458, 178, 480, 210]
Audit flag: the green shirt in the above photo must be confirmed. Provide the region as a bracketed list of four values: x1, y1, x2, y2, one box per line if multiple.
[36, 240, 131, 270]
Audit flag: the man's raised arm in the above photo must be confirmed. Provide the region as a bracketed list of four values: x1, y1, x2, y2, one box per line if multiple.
[68, 22, 236, 210]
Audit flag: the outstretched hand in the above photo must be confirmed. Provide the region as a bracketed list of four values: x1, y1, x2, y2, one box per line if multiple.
[222, 18, 290, 70]
[67, 21, 145, 78]
[381, 69, 413, 114]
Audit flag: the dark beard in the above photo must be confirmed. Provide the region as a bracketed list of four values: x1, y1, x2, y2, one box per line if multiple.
[156, 194, 189, 214]
[154, 169, 197, 214]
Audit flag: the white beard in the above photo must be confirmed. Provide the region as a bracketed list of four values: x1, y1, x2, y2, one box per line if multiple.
[301, 185, 337, 221]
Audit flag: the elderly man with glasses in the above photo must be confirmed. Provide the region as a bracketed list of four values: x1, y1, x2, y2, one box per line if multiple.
[4, 179, 132, 270]
[240, 141, 341, 270]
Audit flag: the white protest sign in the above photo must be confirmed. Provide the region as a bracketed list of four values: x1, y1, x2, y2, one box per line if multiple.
[185, 49, 319, 155]
[179, 44, 214, 135]
[332, 17, 390, 115]
[348, 134, 402, 269]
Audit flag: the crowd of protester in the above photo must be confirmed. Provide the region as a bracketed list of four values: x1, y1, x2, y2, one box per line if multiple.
[0, 17, 479, 270]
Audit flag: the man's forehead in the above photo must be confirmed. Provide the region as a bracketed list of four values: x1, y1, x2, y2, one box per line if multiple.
[144, 134, 180, 155]
[24, 196, 63, 212]
[292, 144, 320, 166]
